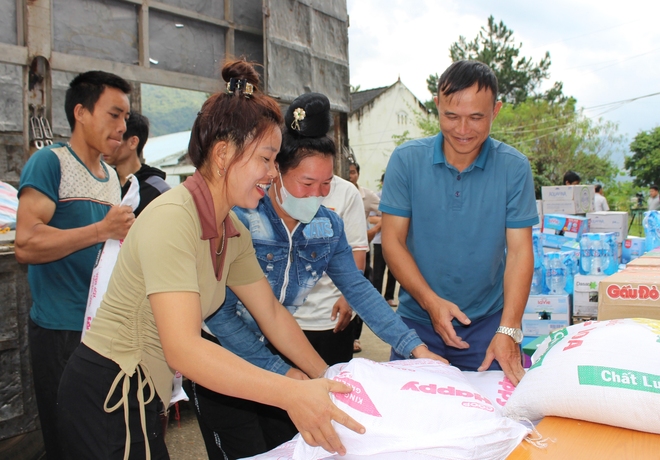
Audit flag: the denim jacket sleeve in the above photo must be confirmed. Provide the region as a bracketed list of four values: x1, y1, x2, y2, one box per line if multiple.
[326, 229, 423, 358]
[204, 288, 291, 376]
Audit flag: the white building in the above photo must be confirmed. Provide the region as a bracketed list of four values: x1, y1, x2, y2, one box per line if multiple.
[348, 79, 431, 191]
[142, 131, 193, 187]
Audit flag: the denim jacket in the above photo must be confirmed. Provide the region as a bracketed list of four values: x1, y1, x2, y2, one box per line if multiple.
[205, 194, 423, 375]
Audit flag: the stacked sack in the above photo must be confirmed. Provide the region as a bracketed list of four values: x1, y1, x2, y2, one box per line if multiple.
[271, 359, 530, 460]
[504, 318, 660, 433]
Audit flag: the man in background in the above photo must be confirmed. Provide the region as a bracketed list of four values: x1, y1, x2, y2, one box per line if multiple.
[102, 112, 170, 216]
[594, 184, 610, 211]
[563, 170, 581, 185]
[15, 71, 135, 459]
[649, 185, 660, 211]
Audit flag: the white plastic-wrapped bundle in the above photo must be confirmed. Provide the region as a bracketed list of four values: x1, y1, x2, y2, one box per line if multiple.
[290, 358, 529, 460]
[504, 318, 660, 433]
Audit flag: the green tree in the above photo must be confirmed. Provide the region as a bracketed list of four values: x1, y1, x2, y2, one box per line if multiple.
[625, 126, 660, 186]
[492, 98, 622, 195]
[141, 84, 208, 137]
[424, 16, 564, 111]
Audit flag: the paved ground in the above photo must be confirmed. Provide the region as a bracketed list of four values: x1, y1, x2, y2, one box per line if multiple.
[165, 312, 395, 459]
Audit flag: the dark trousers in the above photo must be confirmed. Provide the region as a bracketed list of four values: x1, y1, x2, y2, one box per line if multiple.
[303, 325, 355, 366]
[192, 326, 354, 459]
[28, 318, 81, 460]
[192, 332, 296, 460]
[58, 344, 169, 460]
[390, 310, 507, 371]
[371, 243, 397, 300]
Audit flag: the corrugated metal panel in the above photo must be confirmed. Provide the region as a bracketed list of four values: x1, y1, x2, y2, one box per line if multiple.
[265, 0, 349, 112]
[149, 10, 226, 79]
[51, 70, 77, 138]
[0, 254, 36, 440]
[0, 64, 23, 133]
[156, 0, 226, 20]
[235, 30, 264, 66]
[234, 0, 263, 30]
[0, 1, 17, 45]
[53, 0, 139, 65]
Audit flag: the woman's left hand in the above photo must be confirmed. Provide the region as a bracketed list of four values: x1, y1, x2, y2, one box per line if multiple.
[411, 344, 449, 364]
[286, 367, 310, 380]
[331, 296, 353, 333]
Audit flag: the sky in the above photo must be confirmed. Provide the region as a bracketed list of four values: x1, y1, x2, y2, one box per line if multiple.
[346, 0, 660, 162]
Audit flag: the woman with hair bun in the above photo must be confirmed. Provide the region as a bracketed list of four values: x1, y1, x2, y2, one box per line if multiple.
[57, 61, 364, 460]
[196, 92, 447, 459]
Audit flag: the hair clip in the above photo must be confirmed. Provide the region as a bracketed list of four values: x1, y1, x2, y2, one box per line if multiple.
[226, 78, 254, 99]
[291, 107, 306, 131]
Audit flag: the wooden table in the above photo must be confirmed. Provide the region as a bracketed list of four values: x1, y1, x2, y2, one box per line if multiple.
[507, 416, 660, 459]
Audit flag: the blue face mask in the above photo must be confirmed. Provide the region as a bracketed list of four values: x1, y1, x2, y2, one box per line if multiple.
[275, 173, 325, 224]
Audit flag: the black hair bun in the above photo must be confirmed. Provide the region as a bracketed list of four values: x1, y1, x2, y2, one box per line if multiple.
[285, 92, 331, 138]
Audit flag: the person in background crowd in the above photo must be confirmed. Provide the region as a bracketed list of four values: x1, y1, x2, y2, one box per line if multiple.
[195, 92, 445, 460]
[15, 70, 135, 460]
[102, 112, 171, 216]
[593, 184, 610, 212]
[563, 170, 581, 185]
[380, 60, 538, 387]
[57, 61, 366, 460]
[648, 184, 660, 211]
[347, 161, 380, 352]
[370, 173, 399, 307]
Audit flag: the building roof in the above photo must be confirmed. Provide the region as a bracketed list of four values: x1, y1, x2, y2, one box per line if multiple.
[350, 85, 391, 113]
[143, 131, 191, 166]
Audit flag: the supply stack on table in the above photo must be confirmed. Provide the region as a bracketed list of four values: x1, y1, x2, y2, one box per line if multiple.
[523, 185, 629, 362]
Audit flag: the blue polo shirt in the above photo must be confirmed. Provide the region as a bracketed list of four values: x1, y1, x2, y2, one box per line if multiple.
[380, 133, 538, 325]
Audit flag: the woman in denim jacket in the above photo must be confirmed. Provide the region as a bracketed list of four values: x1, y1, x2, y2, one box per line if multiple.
[193, 93, 446, 460]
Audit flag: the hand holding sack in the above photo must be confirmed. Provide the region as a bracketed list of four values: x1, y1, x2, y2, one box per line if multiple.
[82, 174, 140, 339]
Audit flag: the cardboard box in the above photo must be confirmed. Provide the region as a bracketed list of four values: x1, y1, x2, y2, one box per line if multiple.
[573, 274, 607, 317]
[523, 294, 571, 336]
[598, 268, 660, 320]
[626, 255, 660, 268]
[542, 185, 594, 213]
[542, 201, 583, 215]
[542, 214, 590, 248]
[622, 236, 647, 264]
[587, 211, 629, 244]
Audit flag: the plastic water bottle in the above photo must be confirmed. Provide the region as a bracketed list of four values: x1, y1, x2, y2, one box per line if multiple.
[579, 235, 592, 275]
[530, 229, 544, 294]
[545, 253, 566, 295]
[530, 266, 543, 295]
[590, 238, 604, 275]
[643, 211, 660, 252]
[602, 233, 617, 276]
[562, 251, 577, 295]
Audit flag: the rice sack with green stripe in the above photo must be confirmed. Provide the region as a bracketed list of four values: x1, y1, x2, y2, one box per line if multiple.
[504, 318, 660, 433]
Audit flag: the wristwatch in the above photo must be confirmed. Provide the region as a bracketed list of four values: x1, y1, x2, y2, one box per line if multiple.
[496, 326, 524, 344]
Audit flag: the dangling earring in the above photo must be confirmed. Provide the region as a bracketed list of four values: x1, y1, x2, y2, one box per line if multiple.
[217, 167, 226, 177]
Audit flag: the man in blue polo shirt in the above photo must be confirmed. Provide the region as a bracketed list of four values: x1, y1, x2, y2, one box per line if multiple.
[380, 60, 538, 386]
